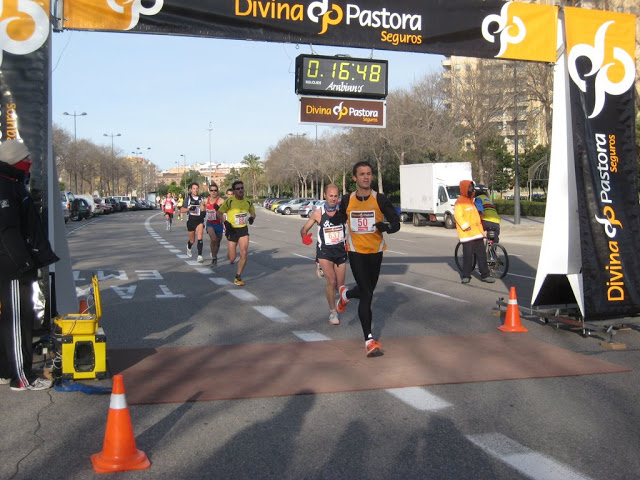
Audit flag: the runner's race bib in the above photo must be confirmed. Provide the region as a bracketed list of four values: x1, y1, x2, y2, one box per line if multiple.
[206, 209, 217, 222]
[234, 213, 248, 226]
[349, 210, 375, 233]
[323, 225, 345, 245]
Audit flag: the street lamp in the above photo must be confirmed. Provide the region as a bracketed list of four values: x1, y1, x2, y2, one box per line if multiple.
[63, 111, 87, 192]
[180, 153, 187, 192]
[207, 122, 213, 186]
[104, 133, 121, 195]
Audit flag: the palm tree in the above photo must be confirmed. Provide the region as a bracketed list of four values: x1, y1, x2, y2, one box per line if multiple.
[241, 154, 264, 201]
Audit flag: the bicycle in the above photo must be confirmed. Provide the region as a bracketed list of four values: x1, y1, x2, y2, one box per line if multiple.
[454, 229, 509, 278]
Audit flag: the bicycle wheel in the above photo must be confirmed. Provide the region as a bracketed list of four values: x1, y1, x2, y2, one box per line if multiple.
[487, 243, 509, 278]
[454, 242, 476, 273]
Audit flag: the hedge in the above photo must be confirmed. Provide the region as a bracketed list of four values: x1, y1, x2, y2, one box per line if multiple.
[494, 199, 546, 217]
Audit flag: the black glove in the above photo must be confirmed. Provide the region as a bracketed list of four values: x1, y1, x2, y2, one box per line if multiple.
[329, 211, 347, 225]
[214, 203, 220, 211]
[248, 216, 254, 225]
[224, 220, 234, 231]
[374, 222, 390, 233]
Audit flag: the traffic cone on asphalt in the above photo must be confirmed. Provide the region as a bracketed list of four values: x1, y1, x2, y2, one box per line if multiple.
[91, 375, 150, 473]
[498, 287, 528, 333]
[78, 298, 88, 314]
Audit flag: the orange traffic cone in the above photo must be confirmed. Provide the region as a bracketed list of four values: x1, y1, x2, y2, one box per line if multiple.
[78, 298, 88, 314]
[91, 375, 150, 473]
[498, 286, 528, 333]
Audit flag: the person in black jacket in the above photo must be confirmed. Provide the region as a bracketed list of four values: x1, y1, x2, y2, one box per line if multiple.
[0, 140, 59, 391]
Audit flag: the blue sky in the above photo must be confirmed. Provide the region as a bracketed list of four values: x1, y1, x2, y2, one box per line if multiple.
[52, 30, 444, 171]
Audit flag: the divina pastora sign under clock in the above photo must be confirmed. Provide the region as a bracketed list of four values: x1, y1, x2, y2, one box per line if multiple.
[295, 54, 388, 99]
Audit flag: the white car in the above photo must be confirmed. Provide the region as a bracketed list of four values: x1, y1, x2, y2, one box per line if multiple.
[75, 194, 103, 216]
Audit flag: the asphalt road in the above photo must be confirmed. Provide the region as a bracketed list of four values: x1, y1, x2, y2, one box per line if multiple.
[1, 208, 639, 479]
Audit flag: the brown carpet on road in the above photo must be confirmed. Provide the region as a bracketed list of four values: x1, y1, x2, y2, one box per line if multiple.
[108, 333, 630, 405]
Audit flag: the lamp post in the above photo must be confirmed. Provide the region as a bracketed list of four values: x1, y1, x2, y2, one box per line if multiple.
[104, 133, 121, 195]
[63, 111, 87, 192]
[180, 153, 187, 192]
[289, 132, 307, 195]
[512, 63, 520, 225]
[207, 122, 214, 186]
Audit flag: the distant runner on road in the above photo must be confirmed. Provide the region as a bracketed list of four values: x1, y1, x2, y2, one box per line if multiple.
[180, 183, 206, 263]
[205, 182, 225, 267]
[219, 180, 255, 286]
[163, 193, 176, 231]
[300, 184, 347, 326]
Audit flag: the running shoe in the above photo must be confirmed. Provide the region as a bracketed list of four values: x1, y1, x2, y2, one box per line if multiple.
[211, 257, 217, 268]
[166, 225, 169, 231]
[461, 277, 470, 284]
[168, 225, 171, 231]
[197, 255, 204, 263]
[234, 275, 245, 286]
[186, 246, 193, 257]
[365, 339, 384, 358]
[0, 377, 11, 385]
[328, 311, 339, 325]
[10, 377, 52, 391]
[316, 262, 324, 279]
[336, 285, 349, 313]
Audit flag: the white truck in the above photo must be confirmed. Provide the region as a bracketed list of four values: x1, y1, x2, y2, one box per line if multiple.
[399, 162, 472, 229]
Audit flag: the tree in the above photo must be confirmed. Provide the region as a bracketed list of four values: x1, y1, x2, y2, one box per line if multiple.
[241, 154, 264, 200]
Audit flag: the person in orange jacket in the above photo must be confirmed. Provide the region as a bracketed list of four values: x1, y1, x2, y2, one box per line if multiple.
[454, 180, 495, 284]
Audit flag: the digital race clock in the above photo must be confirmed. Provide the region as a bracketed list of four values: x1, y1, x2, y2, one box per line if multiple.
[295, 54, 388, 99]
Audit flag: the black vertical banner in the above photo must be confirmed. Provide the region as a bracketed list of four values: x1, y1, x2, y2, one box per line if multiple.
[566, 8, 640, 319]
[0, 0, 50, 210]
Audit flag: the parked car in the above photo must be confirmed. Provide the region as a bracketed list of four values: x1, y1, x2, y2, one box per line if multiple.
[276, 198, 311, 215]
[75, 194, 103, 217]
[299, 200, 324, 218]
[113, 196, 134, 210]
[60, 191, 75, 223]
[269, 198, 290, 211]
[104, 197, 122, 212]
[94, 197, 112, 214]
[70, 198, 90, 221]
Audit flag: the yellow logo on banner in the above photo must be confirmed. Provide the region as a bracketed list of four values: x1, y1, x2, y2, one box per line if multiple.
[566, 7, 636, 119]
[0, 0, 49, 66]
[481, 1, 557, 63]
[64, 0, 163, 31]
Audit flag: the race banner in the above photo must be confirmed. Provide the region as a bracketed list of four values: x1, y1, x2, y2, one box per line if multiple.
[63, 0, 556, 62]
[299, 95, 385, 127]
[565, 7, 640, 319]
[0, 0, 50, 206]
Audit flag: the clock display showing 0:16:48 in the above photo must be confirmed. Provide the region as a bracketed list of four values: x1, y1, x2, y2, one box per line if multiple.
[306, 60, 382, 83]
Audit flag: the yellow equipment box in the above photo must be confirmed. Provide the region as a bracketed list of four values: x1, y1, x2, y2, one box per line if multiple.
[56, 327, 108, 380]
[54, 314, 98, 335]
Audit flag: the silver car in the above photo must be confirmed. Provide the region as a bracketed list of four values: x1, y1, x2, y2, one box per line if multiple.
[299, 200, 324, 218]
[276, 198, 311, 215]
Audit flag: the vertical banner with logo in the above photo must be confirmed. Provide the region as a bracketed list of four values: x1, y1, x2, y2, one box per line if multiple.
[0, 0, 50, 204]
[565, 7, 640, 319]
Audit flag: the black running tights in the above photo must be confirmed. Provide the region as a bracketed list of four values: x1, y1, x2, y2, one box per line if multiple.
[346, 252, 383, 340]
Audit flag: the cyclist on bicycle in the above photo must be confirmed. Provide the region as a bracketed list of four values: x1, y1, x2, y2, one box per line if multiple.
[454, 180, 495, 284]
[474, 185, 501, 243]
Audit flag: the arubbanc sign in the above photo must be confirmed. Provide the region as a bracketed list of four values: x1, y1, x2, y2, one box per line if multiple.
[299, 96, 386, 128]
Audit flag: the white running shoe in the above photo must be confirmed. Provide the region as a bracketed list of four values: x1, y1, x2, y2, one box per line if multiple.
[197, 255, 203, 263]
[329, 311, 339, 325]
[10, 377, 52, 391]
[0, 377, 11, 385]
[186, 246, 193, 257]
[316, 262, 324, 279]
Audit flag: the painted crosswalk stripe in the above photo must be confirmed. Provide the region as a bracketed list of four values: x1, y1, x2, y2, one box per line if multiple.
[176, 254, 189, 259]
[170, 249, 182, 253]
[196, 268, 213, 274]
[210, 277, 232, 286]
[385, 387, 452, 411]
[465, 433, 592, 480]
[253, 306, 289, 323]
[393, 281, 469, 303]
[292, 331, 331, 342]
[228, 290, 258, 301]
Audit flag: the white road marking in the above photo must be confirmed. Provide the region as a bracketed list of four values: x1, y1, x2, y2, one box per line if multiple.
[170, 249, 182, 253]
[465, 433, 592, 480]
[386, 387, 452, 411]
[158, 241, 169, 245]
[156, 285, 185, 298]
[293, 253, 315, 261]
[135, 270, 163, 280]
[164, 245, 175, 249]
[292, 331, 331, 342]
[73, 271, 86, 281]
[176, 254, 189, 259]
[111, 285, 136, 299]
[393, 282, 469, 303]
[273, 230, 286, 233]
[98, 270, 128, 281]
[185, 260, 201, 266]
[253, 306, 290, 323]
[228, 290, 258, 301]
[392, 238, 416, 243]
[210, 278, 232, 286]
[196, 268, 213, 274]
[386, 249, 407, 255]
[75, 286, 91, 296]
[143, 322, 190, 340]
[507, 272, 536, 280]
